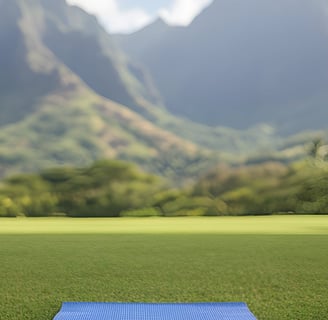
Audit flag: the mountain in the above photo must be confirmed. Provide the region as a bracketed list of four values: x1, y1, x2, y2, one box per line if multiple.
[116, 0, 328, 134]
[0, 0, 164, 125]
[0, 0, 319, 181]
[0, 0, 213, 180]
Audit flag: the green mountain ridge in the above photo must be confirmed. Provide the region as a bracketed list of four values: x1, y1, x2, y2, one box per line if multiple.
[0, 85, 211, 180]
[0, 0, 323, 181]
[0, 0, 212, 179]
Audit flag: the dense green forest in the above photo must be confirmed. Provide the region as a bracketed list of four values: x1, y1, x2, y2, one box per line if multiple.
[1, 156, 328, 217]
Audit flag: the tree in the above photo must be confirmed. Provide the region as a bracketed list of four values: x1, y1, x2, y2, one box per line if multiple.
[308, 138, 324, 159]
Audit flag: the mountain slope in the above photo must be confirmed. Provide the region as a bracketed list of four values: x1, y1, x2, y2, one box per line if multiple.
[0, 0, 212, 180]
[0, 0, 59, 126]
[116, 0, 328, 134]
[0, 0, 163, 123]
[0, 87, 208, 180]
[1, 0, 316, 182]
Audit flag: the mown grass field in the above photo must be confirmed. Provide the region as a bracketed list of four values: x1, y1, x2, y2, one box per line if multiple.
[0, 216, 327, 320]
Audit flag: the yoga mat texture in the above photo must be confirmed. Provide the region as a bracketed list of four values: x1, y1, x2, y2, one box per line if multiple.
[53, 302, 257, 320]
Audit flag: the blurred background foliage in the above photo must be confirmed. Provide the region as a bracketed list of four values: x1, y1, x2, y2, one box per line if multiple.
[1, 156, 328, 217]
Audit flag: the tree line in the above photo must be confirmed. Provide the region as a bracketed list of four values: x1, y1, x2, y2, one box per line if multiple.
[0, 158, 328, 217]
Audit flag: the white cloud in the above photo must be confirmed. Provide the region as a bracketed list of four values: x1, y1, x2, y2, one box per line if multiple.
[66, 0, 152, 33]
[66, 0, 213, 33]
[158, 0, 213, 26]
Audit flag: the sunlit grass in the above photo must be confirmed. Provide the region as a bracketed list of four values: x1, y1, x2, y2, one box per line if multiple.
[0, 216, 327, 320]
[0, 215, 327, 234]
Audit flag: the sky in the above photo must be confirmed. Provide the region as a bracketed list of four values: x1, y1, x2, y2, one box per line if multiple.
[66, 0, 213, 34]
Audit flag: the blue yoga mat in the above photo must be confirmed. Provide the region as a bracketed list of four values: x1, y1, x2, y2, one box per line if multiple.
[53, 302, 257, 320]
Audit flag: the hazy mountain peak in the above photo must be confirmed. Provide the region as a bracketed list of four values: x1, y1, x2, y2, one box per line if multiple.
[117, 0, 328, 134]
[148, 17, 168, 29]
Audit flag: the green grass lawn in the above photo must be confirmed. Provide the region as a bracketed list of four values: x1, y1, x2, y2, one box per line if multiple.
[0, 216, 327, 319]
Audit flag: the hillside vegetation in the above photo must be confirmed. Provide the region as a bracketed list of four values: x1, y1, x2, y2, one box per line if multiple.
[0, 88, 212, 180]
[1, 158, 328, 217]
